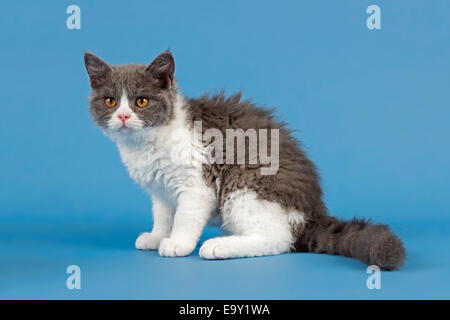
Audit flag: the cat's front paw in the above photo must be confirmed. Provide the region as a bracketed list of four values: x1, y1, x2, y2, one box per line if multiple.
[158, 238, 195, 257]
[135, 232, 162, 250]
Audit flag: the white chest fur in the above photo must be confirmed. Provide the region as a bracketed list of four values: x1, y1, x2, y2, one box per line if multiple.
[114, 100, 212, 205]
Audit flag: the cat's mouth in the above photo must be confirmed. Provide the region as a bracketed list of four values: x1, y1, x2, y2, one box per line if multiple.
[118, 125, 131, 132]
[117, 121, 135, 131]
[114, 124, 143, 133]
[105, 120, 145, 134]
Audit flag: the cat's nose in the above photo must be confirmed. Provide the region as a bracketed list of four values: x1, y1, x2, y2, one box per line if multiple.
[118, 114, 131, 122]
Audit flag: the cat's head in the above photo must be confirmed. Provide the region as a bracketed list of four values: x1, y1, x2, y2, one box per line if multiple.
[84, 51, 178, 139]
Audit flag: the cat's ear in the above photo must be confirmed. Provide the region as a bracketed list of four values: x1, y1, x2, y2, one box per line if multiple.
[84, 51, 112, 88]
[145, 51, 175, 89]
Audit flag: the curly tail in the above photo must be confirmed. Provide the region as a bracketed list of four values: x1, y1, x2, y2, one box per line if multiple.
[293, 217, 406, 270]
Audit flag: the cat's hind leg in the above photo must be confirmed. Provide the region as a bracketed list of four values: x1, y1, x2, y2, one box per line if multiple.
[199, 189, 304, 259]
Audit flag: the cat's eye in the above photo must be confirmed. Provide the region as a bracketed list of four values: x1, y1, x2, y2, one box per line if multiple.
[104, 97, 116, 108]
[136, 97, 149, 108]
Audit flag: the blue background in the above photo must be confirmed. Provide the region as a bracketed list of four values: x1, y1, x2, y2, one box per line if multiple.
[0, 0, 449, 299]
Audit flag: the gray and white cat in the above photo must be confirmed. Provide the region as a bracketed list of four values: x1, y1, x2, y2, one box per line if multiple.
[84, 50, 406, 270]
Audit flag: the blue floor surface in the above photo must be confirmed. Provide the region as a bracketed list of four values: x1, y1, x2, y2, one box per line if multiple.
[1, 217, 448, 299]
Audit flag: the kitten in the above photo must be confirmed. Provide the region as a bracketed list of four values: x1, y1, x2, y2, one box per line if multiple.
[84, 50, 406, 270]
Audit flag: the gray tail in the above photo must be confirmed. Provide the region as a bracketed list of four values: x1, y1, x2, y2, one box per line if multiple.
[293, 216, 406, 270]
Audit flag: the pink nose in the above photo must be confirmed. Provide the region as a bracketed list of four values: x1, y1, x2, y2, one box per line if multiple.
[118, 114, 130, 122]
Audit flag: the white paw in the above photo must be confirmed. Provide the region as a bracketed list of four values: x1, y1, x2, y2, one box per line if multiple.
[158, 238, 196, 257]
[135, 232, 162, 250]
[199, 238, 235, 260]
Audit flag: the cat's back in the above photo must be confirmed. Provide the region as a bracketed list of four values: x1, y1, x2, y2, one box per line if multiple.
[187, 92, 304, 166]
[187, 92, 283, 132]
[187, 92, 325, 217]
